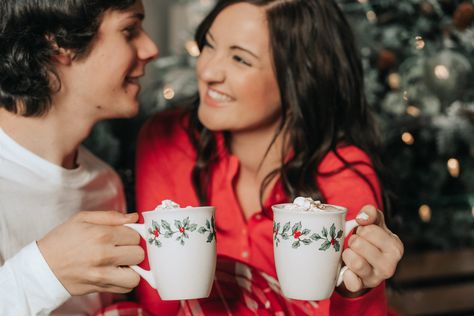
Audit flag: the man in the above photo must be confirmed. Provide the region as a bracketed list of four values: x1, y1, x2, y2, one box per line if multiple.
[0, 0, 158, 314]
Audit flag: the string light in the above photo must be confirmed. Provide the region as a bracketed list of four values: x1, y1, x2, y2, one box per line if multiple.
[163, 85, 175, 100]
[388, 73, 401, 90]
[415, 36, 425, 50]
[403, 90, 409, 102]
[447, 158, 460, 178]
[434, 65, 450, 80]
[401, 132, 415, 145]
[366, 10, 377, 22]
[185, 40, 200, 57]
[419, 204, 432, 222]
[406, 105, 421, 117]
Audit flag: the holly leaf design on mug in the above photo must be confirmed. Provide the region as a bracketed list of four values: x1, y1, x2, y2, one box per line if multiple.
[273, 221, 343, 251]
[319, 240, 331, 251]
[274, 221, 313, 248]
[290, 222, 312, 248]
[317, 224, 343, 252]
[161, 219, 175, 238]
[198, 216, 216, 243]
[145, 216, 213, 247]
[310, 233, 323, 241]
[147, 220, 162, 247]
[322, 226, 328, 238]
[281, 222, 291, 240]
[174, 217, 198, 246]
[273, 222, 281, 246]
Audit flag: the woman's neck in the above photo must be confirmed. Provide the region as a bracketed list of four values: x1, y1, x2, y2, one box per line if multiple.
[0, 107, 93, 169]
[230, 121, 288, 218]
[230, 124, 286, 178]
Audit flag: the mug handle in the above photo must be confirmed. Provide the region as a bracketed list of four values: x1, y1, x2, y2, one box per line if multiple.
[335, 219, 359, 286]
[124, 223, 157, 289]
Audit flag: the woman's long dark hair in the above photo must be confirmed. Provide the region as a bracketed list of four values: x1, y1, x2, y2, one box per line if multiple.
[187, 0, 389, 213]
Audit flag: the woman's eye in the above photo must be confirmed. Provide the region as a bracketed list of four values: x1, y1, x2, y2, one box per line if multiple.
[203, 38, 214, 49]
[233, 55, 252, 67]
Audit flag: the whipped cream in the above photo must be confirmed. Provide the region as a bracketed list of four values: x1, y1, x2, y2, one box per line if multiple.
[154, 199, 181, 210]
[292, 196, 326, 212]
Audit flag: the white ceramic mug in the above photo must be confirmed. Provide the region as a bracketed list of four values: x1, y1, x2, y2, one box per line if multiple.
[272, 203, 358, 301]
[126, 206, 217, 300]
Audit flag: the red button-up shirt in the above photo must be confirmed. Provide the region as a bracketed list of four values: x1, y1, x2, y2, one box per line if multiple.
[135, 110, 388, 315]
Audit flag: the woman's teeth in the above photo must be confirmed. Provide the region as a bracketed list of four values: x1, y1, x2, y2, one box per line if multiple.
[208, 89, 232, 102]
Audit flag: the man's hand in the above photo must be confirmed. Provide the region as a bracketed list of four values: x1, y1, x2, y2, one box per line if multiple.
[37, 211, 144, 295]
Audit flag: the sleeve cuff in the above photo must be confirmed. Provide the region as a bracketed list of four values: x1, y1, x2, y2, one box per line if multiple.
[3, 241, 71, 314]
[331, 282, 388, 315]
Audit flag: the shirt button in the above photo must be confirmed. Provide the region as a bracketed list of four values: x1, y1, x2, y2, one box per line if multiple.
[241, 251, 249, 258]
[255, 214, 262, 220]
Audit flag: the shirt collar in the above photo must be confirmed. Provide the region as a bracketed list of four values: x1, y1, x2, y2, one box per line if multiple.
[213, 131, 288, 219]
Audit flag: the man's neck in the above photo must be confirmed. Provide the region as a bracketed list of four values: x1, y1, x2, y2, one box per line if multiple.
[0, 108, 93, 169]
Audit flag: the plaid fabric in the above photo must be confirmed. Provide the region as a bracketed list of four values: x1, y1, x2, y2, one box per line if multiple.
[95, 257, 321, 316]
[94, 301, 151, 316]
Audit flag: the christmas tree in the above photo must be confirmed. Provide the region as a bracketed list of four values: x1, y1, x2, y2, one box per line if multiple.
[85, 0, 474, 253]
[339, 0, 474, 251]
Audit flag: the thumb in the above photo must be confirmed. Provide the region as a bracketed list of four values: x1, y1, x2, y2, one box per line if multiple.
[75, 211, 138, 225]
[355, 205, 387, 229]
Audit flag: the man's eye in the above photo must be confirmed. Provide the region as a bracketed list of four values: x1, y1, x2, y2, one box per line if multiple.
[123, 26, 139, 38]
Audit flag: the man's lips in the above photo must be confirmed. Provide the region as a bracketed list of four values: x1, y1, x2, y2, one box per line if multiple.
[125, 76, 140, 85]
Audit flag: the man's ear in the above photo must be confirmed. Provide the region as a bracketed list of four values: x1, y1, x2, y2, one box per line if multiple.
[52, 47, 73, 65]
[47, 34, 73, 65]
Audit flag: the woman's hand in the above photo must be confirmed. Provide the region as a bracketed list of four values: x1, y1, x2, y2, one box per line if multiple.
[339, 205, 404, 296]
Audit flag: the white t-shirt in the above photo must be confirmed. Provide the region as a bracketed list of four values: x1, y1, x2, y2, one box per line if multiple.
[0, 128, 126, 315]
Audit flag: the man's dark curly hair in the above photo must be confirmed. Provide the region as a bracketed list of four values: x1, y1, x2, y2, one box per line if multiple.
[0, 0, 135, 117]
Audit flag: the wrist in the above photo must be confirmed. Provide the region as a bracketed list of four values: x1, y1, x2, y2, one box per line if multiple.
[335, 283, 370, 298]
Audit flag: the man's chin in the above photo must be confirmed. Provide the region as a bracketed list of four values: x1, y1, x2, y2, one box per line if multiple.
[118, 102, 140, 119]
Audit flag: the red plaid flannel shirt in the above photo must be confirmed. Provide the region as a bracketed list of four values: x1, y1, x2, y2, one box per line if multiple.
[125, 111, 390, 315]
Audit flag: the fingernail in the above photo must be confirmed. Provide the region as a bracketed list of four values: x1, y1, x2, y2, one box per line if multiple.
[356, 212, 369, 221]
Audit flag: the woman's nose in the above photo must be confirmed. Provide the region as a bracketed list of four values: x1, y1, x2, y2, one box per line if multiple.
[197, 54, 225, 83]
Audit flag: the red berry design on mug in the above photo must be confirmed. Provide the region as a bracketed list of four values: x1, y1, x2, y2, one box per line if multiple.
[273, 221, 312, 248]
[274, 221, 343, 251]
[147, 221, 162, 247]
[311, 224, 343, 252]
[147, 216, 216, 247]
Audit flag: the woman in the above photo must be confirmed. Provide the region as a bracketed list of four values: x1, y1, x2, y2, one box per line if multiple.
[136, 0, 403, 314]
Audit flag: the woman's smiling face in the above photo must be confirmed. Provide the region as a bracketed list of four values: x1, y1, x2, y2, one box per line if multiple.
[196, 2, 281, 135]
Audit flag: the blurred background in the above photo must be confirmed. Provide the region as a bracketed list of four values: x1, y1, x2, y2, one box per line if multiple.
[84, 0, 474, 314]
